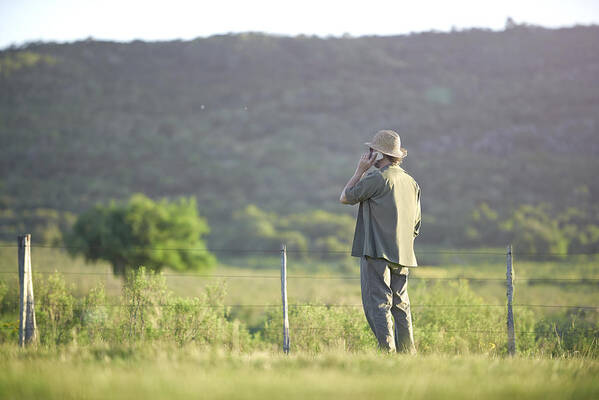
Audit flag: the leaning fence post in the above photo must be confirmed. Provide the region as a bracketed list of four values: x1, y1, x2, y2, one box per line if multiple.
[506, 244, 516, 356]
[281, 243, 290, 354]
[18, 234, 37, 346]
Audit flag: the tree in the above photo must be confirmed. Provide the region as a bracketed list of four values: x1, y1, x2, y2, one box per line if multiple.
[500, 203, 568, 255]
[558, 206, 599, 254]
[66, 193, 215, 276]
[221, 205, 354, 259]
[225, 204, 309, 255]
[279, 210, 355, 259]
[466, 202, 503, 246]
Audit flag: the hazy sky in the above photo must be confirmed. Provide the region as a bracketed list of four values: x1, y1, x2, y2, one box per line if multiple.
[2, 0, 599, 49]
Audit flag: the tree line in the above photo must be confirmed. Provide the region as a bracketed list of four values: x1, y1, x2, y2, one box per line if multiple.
[24, 193, 590, 275]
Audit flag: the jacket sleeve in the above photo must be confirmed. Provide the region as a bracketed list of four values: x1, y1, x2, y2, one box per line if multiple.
[414, 183, 421, 237]
[344, 171, 384, 205]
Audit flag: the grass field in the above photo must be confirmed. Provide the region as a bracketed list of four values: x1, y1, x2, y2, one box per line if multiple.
[1, 345, 598, 400]
[0, 244, 598, 399]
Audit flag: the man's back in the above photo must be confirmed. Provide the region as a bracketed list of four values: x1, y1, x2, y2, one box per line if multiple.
[345, 164, 421, 267]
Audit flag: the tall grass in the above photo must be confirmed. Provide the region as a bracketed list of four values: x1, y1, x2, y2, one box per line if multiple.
[0, 345, 598, 400]
[0, 268, 596, 357]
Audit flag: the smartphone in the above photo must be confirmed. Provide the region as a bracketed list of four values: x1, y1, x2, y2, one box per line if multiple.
[369, 148, 384, 161]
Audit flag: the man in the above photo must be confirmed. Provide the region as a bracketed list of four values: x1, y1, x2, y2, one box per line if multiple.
[339, 129, 421, 353]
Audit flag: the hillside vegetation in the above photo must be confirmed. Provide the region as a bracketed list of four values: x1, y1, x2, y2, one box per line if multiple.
[1, 24, 598, 250]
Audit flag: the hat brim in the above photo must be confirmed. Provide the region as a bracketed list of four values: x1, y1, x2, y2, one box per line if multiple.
[365, 142, 407, 159]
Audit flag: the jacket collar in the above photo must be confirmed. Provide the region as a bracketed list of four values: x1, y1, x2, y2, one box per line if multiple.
[379, 164, 404, 173]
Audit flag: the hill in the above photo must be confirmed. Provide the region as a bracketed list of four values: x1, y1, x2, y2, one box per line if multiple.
[1, 24, 598, 249]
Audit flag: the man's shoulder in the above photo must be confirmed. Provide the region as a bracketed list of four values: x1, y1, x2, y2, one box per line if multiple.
[364, 168, 385, 181]
[361, 169, 386, 190]
[383, 166, 418, 182]
[403, 170, 419, 187]
[383, 168, 420, 194]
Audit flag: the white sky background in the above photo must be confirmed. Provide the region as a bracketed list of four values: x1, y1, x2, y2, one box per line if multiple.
[1, 0, 599, 49]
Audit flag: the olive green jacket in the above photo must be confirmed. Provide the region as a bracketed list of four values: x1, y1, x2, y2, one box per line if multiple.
[345, 164, 421, 267]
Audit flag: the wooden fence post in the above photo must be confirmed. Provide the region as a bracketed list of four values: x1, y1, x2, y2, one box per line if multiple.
[506, 244, 516, 356]
[18, 234, 37, 346]
[281, 243, 289, 354]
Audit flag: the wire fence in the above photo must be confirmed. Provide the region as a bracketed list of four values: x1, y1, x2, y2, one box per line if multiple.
[290, 328, 599, 336]
[3, 238, 598, 347]
[1, 242, 599, 256]
[7, 324, 590, 337]
[1, 243, 598, 307]
[31, 303, 596, 310]
[2, 242, 598, 288]
[1, 270, 598, 285]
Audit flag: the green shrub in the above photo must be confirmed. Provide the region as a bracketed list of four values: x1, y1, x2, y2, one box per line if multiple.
[534, 310, 599, 357]
[411, 280, 535, 355]
[2, 268, 256, 350]
[260, 280, 543, 356]
[34, 272, 76, 345]
[0, 278, 25, 343]
[0, 277, 18, 315]
[159, 283, 253, 350]
[78, 283, 109, 344]
[262, 303, 375, 353]
[78, 268, 255, 350]
[118, 266, 169, 341]
[2, 268, 595, 357]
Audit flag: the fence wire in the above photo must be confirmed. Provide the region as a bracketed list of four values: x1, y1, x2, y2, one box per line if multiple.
[2, 240, 598, 346]
[291, 327, 598, 335]
[29, 302, 598, 311]
[25, 325, 593, 336]
[1, 270, 598, 285]
[1, 242, 599, 256]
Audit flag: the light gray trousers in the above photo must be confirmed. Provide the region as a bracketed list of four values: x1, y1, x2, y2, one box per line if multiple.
[360, 256, 416, 353]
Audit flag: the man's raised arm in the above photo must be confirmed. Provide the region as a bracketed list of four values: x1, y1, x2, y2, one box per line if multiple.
[339, 152, 377, 204]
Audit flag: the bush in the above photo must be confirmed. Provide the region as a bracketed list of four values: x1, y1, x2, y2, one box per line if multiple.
[119, 267, 170, 341]
[262, 304, 375, 353]
[534, 310, 599, 357]
[259, 280, 541, 356]
[0, 276, 18, 315]
[78, 283, 109, 343]
[0, 278, 21, 343]
[34, 272, 77, 345]
[412, 280, 535, 355]
[160, 294, 252, 350]
[30, 268, 256, 350]
[0, 271, 594, 357]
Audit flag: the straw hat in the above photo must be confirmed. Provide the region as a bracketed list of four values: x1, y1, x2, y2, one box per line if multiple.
[364, 130, 407, 158]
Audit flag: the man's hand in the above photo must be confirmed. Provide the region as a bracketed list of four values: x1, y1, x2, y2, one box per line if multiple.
[356, 151, 377, 174]
[340, 151, 377, 204]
